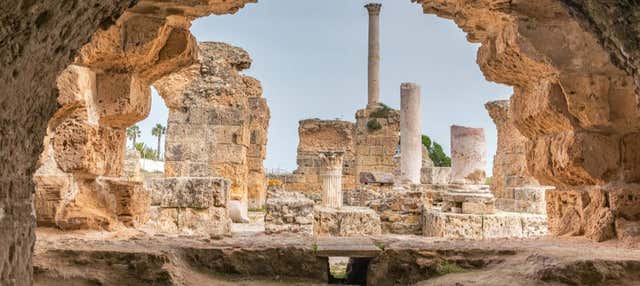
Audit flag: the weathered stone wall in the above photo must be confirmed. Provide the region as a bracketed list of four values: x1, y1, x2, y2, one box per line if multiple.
[155, 42, 270, 205]
[281, 119, 355, 196]
[354, 105, 401, 185]
[485, 100, 539, 199]
[416, 0, 640, 242]
[247, 97, 270, 209]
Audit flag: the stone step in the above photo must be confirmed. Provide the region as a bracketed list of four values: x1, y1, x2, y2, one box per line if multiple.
[314, 237, 381, 258]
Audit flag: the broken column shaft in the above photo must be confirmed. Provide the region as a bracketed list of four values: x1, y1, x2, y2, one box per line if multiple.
[400, 83, 422, 184]
[450, 125, 487, 184]
[365, 3, 382, 108]
[319, 151, 345, 208]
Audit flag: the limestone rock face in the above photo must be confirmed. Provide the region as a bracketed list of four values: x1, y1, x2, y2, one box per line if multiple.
[415, 0, 640, 242]
[486, 100, 539, 198]
[156, 42, 270, 206]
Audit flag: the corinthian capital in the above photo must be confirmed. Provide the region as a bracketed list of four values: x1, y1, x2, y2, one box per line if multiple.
[365, 3, 382, 16]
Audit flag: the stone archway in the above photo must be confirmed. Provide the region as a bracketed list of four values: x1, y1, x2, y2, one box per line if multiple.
[1, 0, 639, 284]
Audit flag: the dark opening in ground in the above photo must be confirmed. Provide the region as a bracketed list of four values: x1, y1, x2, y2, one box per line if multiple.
[328, 257, 371, 285]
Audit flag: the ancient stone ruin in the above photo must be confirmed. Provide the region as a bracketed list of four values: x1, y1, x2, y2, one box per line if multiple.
[4, 0, 640, 284]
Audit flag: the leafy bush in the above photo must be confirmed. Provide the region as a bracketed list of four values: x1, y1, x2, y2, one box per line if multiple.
[367, 118, 383, 131]
[422, 135, 452, 167]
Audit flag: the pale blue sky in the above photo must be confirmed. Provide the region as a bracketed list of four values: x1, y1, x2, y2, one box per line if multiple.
[138, 0, 512, 174]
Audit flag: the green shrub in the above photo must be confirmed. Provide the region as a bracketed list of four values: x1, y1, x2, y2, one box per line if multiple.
[367, 118, 383, 131]
[369, 103, 393, 118]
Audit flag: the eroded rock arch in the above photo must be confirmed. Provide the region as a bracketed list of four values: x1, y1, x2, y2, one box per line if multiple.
[1, 0, 639, 284]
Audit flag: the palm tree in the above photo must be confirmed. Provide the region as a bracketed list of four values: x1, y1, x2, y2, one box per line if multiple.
[151, 123, 166, 159]
[126, 125, 141, 148]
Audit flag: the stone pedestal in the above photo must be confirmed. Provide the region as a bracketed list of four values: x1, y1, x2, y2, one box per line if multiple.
[319, 151, 345, 208]
[450, 125, 487, 184]
[400, 83, 422, 184]
[365, 3, 382, 108]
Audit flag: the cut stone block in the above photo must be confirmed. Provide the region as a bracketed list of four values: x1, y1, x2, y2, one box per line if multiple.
[146, 177, 229, 208]
[423, 207, 547, 239]
[422, 208, 483, 239]
[314, 206, 382, 237]
[359, 172, 394, 185]
[98, 177, 150, 227]
[265, 190, 314, 235]
[483, 212, 523, 239]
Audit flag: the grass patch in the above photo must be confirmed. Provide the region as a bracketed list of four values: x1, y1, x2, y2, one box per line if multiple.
[375, 242, 385, 251]
[311, 243, 318, 253]
[437, 260, 466, 275]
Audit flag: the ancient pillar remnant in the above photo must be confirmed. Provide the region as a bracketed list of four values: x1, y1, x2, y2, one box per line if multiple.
[365, 3, 382, 108]
[400, 83, 422, 184]
[319, 151, 345, 208]
[450, 125, 487, 184]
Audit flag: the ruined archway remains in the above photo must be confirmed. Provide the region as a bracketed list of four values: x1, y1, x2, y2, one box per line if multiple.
[2, 0, 640, 284]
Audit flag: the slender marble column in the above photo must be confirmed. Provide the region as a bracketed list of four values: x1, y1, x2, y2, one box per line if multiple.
[319, 150, 345, 208]
[400, 83, 422, 184]
[450, 125, 487, 185]
[365, 3, 382, 108]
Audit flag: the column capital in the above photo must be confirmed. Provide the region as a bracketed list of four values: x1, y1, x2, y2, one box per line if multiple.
[365, 3, 382, 16]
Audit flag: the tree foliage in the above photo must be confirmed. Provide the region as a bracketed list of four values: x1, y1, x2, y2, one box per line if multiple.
[151, 123, 166, 160]
[422, 135, 451, 167]
[127, 125, 141, 146]
[134, 142, 158, 160]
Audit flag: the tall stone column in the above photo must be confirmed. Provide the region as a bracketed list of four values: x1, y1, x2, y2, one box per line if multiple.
[450, 125, 487, 185]
[365, 3, 382, 108]
[319, 150, 345, 208]
[400, 83, 422, 184]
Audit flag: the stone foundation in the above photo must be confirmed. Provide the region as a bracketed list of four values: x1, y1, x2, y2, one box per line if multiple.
[264, 190, 314, 235]
[343, 184, 445, 235]
[313, 206, 382, 236]
[420, 167, 451, 185]
[423, 208, 547, 239]
[495, 186, 552, 215]
[145, 177, 231, 236]
[441, 184, 495, 215]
